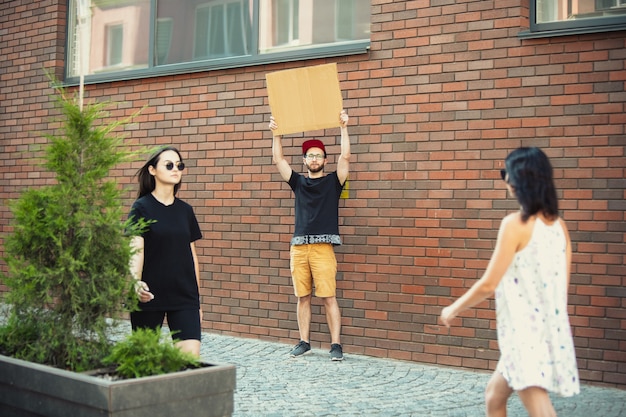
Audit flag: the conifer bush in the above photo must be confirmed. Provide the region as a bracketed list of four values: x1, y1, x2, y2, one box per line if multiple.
[103, 328, 200, 379]
[0, 84, 144, 372]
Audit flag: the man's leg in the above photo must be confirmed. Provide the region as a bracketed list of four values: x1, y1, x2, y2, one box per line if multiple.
[289, 294, 313, 357]
[322, 296, 341, 345]
[289, 245, 314, 357]
[290, 244, 313, 344]
[485, 371, 513, 417]
[297, 294, 312, 342]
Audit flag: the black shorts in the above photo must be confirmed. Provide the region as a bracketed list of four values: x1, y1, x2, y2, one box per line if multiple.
[130, 309, 201, 341]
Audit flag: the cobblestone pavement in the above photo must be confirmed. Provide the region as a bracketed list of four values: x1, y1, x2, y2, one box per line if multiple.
[1, 306, 623, 417]
[200, 332, 626, 417]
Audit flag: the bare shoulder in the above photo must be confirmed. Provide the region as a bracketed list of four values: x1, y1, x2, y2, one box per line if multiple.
[500, 212, 534, 251]
[556, 216, 571, 238]
[501, 211, 525, 230]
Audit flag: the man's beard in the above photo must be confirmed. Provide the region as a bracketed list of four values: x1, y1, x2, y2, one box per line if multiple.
[307, 162, 324, 173]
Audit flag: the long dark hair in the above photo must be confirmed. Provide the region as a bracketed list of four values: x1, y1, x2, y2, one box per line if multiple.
[504, 147, 559, 222]
[135, 146, 183, 198]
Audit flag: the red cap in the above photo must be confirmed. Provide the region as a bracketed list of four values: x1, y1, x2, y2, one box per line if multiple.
[302, 139, 326, 155]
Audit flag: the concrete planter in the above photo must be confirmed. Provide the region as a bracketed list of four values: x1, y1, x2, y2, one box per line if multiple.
[0, 354, 236, 417]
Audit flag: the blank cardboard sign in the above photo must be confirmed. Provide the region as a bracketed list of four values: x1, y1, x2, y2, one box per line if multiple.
[266, 63, 343, 136]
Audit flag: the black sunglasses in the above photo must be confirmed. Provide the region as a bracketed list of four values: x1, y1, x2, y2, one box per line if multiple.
[165, 161, 185, 171]
[500, 169, 506, 181]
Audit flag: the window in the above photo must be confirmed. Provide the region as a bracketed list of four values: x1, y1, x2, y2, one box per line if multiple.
[258, 0, 371, 53]
[106, 24, 124, 67]
[337, 0, 369, 41]
[269, 0, 299, 48]
[155, 18, 173, 65]
[65, 0, 370, 83]
[193, 1, 250, 60]
[76, 0, 151, 74]
[520, 0, 626, 38]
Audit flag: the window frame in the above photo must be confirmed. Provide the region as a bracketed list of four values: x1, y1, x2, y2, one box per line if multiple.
[64, 0, 370, 86]
[519, 0, 626, 39]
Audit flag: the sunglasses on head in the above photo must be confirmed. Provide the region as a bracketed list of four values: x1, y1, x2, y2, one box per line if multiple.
[165, 161, 185, 171]
[500, 169, 506, 181]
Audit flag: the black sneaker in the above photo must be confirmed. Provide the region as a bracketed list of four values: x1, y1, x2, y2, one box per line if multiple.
[289, 340, 311, 357]
[330, 343, 344, 361]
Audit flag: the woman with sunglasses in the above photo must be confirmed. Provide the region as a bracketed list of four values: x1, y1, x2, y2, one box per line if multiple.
[440, 147, 579, 416]
[127, 146, 203, 357]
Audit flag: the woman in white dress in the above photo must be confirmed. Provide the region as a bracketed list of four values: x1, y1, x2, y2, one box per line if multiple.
[440, 147, 579, 417]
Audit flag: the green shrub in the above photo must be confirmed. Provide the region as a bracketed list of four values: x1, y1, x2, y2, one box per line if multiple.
[104, 328, 200, 379]
[0, 83, 145, 372]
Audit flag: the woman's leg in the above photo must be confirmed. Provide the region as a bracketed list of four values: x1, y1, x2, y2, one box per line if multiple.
[130, 310, 165, 331]
[175, 339, 201, 357]
[166, 309, 202, 358]
[517, 386, 556, 417]
[485, 371, 513, 417]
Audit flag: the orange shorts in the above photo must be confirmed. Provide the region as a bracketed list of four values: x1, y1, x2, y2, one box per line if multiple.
[289, 243, 337, 298]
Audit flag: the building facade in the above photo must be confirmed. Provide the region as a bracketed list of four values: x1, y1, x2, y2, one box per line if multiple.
[1, 0, 624, 387]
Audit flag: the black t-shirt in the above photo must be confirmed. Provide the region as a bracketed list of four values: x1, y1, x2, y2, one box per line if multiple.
[288, 170, 344, 245]
[128, 193, 202, 311]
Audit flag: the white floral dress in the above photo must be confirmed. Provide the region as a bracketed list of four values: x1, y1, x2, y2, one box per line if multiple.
[495, 218, 580, 397]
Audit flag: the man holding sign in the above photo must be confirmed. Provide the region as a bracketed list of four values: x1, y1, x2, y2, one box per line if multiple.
[269, 111, 350, 361]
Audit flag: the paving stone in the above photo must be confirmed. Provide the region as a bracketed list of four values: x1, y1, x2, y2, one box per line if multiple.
[200, 332, 626, 417]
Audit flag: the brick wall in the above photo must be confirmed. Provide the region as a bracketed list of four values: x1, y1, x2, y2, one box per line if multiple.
[1, 0, 624, 387]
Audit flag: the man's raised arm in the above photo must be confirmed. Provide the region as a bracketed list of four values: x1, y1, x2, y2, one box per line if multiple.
[269, 116, 292, 182]
[336, 110, 350, 185]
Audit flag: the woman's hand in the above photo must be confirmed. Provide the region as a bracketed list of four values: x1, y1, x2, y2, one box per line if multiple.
[134, 280, 154, 303]
[439, 305, 457, 328]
